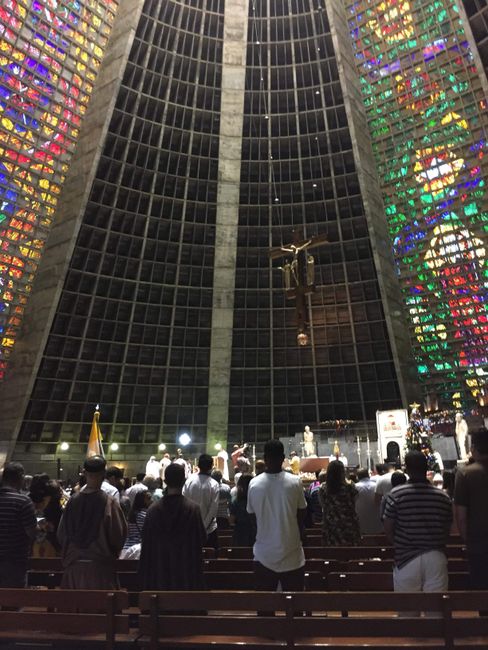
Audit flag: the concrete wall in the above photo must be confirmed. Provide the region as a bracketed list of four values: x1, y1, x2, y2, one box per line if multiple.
[0, 0, 146, 463]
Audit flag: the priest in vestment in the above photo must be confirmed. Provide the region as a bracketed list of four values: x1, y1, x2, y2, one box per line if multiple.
[139, 462, 206, 590]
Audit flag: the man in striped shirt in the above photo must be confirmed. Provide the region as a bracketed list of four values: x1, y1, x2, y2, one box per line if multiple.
[383, 450, 452, 596]
[0, 462, 37, 587]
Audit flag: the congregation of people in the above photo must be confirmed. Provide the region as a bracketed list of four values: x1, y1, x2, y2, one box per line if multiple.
[1, 429, 488, 602]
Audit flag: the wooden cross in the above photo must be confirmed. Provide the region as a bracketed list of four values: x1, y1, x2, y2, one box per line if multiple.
[270, 230, 328, 345]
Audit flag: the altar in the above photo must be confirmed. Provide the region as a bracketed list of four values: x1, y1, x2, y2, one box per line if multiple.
[299, 457, 329, 473]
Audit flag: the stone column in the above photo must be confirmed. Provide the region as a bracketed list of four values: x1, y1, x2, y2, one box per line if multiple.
[206, 0, 249, 454]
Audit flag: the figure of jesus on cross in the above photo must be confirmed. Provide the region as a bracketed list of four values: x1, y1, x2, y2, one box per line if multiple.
[270, 230, 327, 346]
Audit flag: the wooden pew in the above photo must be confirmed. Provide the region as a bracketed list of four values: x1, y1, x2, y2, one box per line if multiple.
[217, 546, 396, 561]
[344, 558, 468, 573]
[327, 571, 470, 591]
[290, 591, 447, 649]
[138, 590, 291, 649]
[203, 558, 340, 574]
[444, 591, 488, 649]
[138, 590, 488, 648]
[0, 589, 131, 649]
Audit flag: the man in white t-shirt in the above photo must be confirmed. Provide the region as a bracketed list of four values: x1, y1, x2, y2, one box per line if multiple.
[355, 468, 383, 535]
[183, 454, 220, 552]
[247, 439, 307, 590]
[374, 463, 395, 509]
[124, 473, 148, 505]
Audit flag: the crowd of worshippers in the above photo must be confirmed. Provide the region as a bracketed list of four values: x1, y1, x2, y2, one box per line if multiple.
[1, 428, 488, 596]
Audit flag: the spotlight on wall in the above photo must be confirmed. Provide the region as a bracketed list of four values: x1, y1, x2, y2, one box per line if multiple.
[59, 442, 70, 452]
[214, 443, 222, 451]
[158, 443, 167, 452]
[109, 442, 119, 452]
[178, 433, 191, 447]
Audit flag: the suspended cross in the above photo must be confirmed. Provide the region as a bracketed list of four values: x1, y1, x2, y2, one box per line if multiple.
[270, 230, 328, 345]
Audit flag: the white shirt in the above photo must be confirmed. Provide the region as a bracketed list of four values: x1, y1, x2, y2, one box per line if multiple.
[125, 482, 148, 505]
[374, 472, 393, 498]
[145, 458, 160, 479]
[174, 457, 190, 479]
[247, 471, 307, 573]
[217, 450, 229, 482]
[159, 457, 171, 481]
[183, 473, 220, 534]
[355, 477, 383, 535]
[101, 479, 120, 502]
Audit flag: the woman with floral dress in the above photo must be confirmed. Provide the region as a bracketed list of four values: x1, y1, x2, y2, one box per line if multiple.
[319, 460, 360, 546]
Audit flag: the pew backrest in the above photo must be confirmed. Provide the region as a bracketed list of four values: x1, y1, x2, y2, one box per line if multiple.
[139, 590, 292, 650]
[138, 590, 488, 649]
[0, 589, 130, 649]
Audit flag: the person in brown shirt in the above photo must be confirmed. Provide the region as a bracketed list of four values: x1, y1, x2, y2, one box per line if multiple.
[454, 428, 488, 589]
[57, 455, 127, 589]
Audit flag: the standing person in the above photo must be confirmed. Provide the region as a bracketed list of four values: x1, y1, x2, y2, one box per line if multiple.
[125, 473, 148, 505]
[319, 460, 361, 545]
[101, 466, 124, 503]
[217, 447, 230, 482]
[247, 439, 307, 591]
[159, 453, 171, 484]
[0, 462, 37, 587]
[374, 463, 395, 508]
[211, 469, 231, 529]
[307, 470, 326, 525]
[183, 454, 220, 551]
[57, 455, 127, 589]
[120, 489, 151, 559]
[30, 479, 64, 557]
[139, 463, 206, 590]
[355, 467, 383, 535]
[174, 449, 191, 479]
[454, 428, 488, 589]
[230, 474, 257, 546]
[233, 455, 252, 488]
[380, 471, 407, 518]
[383, 450, 452, 599]
[289, 451, 300, 475]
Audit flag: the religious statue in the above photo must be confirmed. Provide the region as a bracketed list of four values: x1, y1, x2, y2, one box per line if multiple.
[145, 455, 160, 479]
[280, 262, 292, 290]
[271, 231, 327, 348]
[306, 254, 315, 286]
[455, 412, 469, 460]
[303, 425, 316, 457]
[329, 440, 348, 466]
[280, 239, 312, 261]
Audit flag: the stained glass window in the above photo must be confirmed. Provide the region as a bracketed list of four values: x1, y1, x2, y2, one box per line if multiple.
[348, 0, 487, 408]
[0, 0, 118, 380]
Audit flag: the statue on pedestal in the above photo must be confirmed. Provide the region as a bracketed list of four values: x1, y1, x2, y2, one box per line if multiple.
[455, 412, 469, 460]
[329, 440, 348, 467]
[303, 425, 316, 457]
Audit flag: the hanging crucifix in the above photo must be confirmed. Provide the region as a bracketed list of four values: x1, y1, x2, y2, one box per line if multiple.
[270, 230, 328, 346]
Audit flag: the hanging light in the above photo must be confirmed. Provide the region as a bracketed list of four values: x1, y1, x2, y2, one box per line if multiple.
[179, 433, 191, 447]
